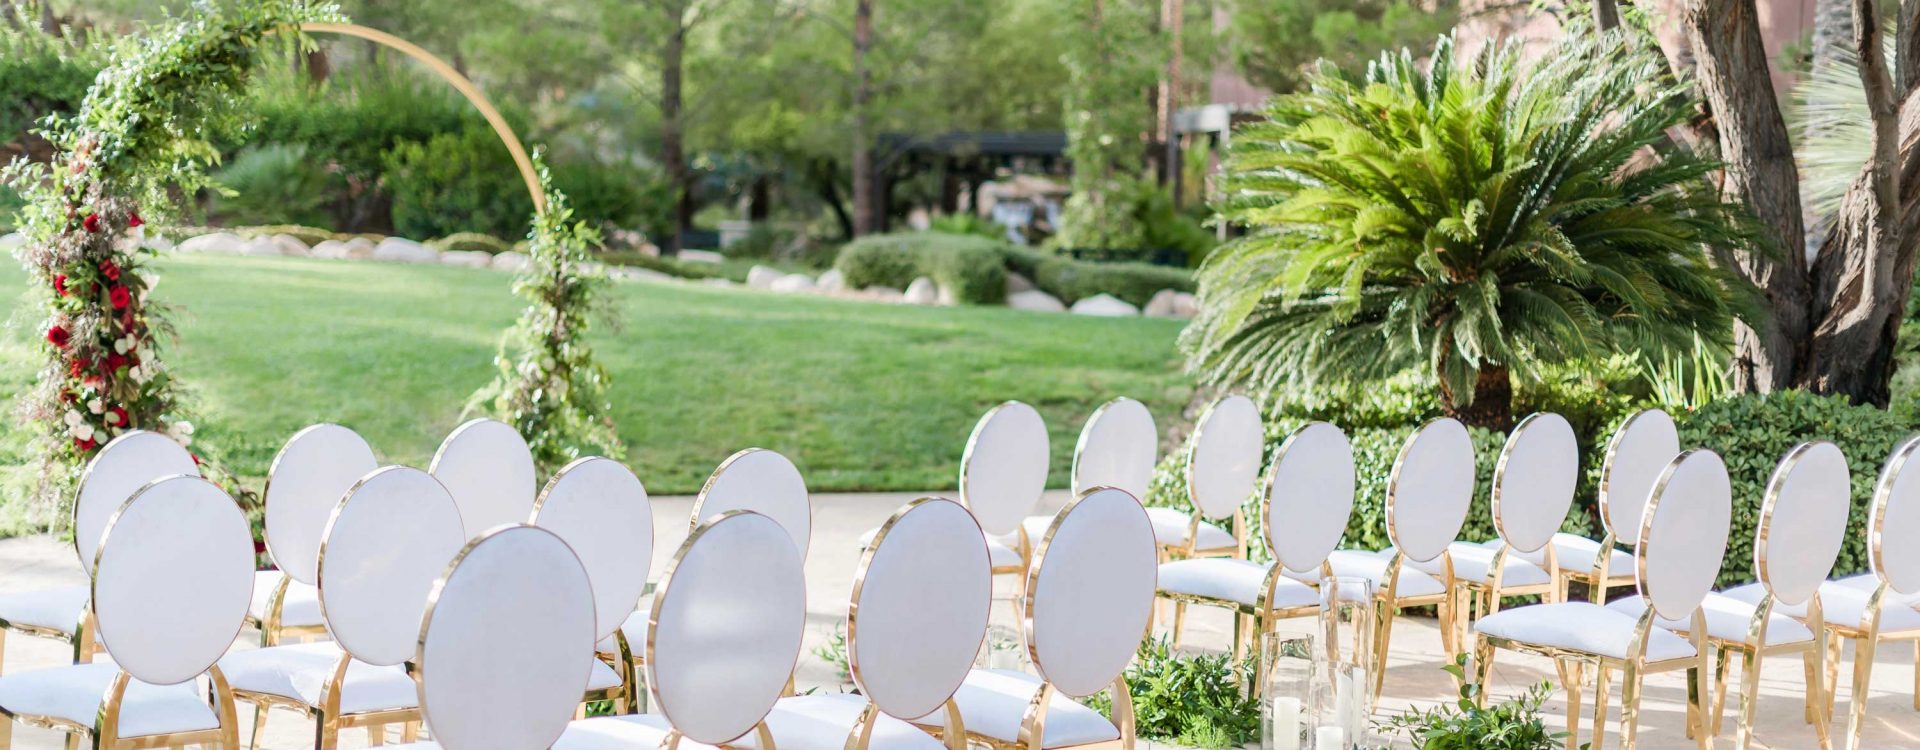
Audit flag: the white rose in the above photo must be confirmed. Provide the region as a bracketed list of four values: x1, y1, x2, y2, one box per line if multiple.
[64, 410, 83, 427]
[171, 420, 194, 437]
[87, 398, 103, 415]
[75, 423, 94, 441]
[113, 338, 129, 354]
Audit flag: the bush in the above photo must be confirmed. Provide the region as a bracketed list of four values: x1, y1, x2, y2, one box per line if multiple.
[430, 232, 512, 255]
[550, 158, 671, 236]
[383, 125, 536, 240]
[1084, 638, 1259, 750]
[1674, 391, 1914, 587]
[834, 233, 1008, 304]
[929, 213, 1006, 241]
[1032, 255, 1194, 307]
[208, 145, 341, 229]
[1382, 656, 1564, 750]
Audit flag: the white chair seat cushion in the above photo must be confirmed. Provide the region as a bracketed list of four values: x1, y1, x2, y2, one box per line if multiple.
[1491, 534, 1634, 578]
[586, 659, 621, 691]
[219, 642, 417, 715]
[1387, 544, 1551, 588]
[0, 661, 217, 738]
[1474, 602, 1697, 662]
[555, 714, 721, 750]
[601, 609, 651, 655]
[767, 693, 944, 750]
[1604, 593, 1813, 645]
[1157, 559, 1318, 609]
[0, 585, 89, 636]
[1721, 581, 1920, 632]
[1323, 550, 1446, 598]
[1141, 507, 1236, 551]
[1829, 574, 1920, 608]
[860, 527, 1025, 570]
[910, 669, 1118, 748]
[248, 570, 324, 629]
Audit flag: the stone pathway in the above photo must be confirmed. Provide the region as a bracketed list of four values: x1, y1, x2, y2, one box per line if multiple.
[2, 491, 1916, 748]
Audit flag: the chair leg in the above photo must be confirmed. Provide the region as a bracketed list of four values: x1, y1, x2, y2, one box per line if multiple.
[1558, 659, 1585, 750]
[1170, 601, 1188, 651]
[1805, 647, 1823, 725]
[1470, 635, 1494, 709]
[368, 723, 385, 746]
[1373, 602, 1399, 703]
[1810, 641, 1834, 750]
[62, 733, 77, 750]
[1592, 663, 1611, 750]
[402, 721, 420, 743]
[1620, 662, 1646, 750]
[1913, 641, 1919, 711]
[1713, 648, 1732, 737]
[1735, 649, 1763, 749]
[1847, 636, 1877, 750]
[0, 715, 10, 750]
[249, 705, 270, 750]
[1232, 613, 1247, 664]
[315, 713, 340, 750]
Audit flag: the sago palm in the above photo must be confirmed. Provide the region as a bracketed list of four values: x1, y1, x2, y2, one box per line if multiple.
[1184, 32, 1761, 429]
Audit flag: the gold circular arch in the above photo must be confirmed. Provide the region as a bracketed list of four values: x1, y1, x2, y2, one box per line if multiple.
[298, 22, 546, 213]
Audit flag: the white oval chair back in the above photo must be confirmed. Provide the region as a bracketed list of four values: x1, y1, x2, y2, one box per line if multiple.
[1600, 409, 1680, 546]
[318, 466, 468, 666]
[959, 401, 1050, 538]
[1638, 450, 1733, 622]
[1755, 442, 1850, 606]
[1874, 436, 1920, 595]
[1491, 412, 1579, 555]
[1266, 422, 1355, 573]
[1026, 487, 1157, 697]
[263, 424, 379, 585]
[648, 510, 808, 745]
[1385, 418, 1476, 563]
[71, 430, 198, 574]
[414, 525, 597, 750]
[92, 475, 253, 684]
[1188, 395, 1264, 522]
[1071, 397, 1156, 499]
[691, 448, 811, 558]
[430, 418, 537, 539]
[533, 457, 654, 641]
[852, 497, 993, 719]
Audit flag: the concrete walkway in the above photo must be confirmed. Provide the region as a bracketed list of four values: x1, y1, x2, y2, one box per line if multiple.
[2, 491, 1918, 749]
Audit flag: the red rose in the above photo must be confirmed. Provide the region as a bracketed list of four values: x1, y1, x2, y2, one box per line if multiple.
[46, 326, 69, 348]
[191, 453, 203, 466]
[60, 390, 77, 404]
[99, 260, 120, 281]
[105, 353, 128, 372]
[106, 406, 128, 427]
[109, 285, 131, 310]
[69, 358, 87, 378]
[73, 436, 97, 452]
[82, 214, 100, 233]
[127, 212, 143, 228]
[53, 275, 67, 297]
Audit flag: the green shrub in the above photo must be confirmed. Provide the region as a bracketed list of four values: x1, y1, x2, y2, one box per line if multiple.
[1381, 656, 1565, 749]
[1084, 638, 1259, 750]
[550, 159, 671, 236]
[1031, 255, 1194, 306]
[834, 233, 1008, 304]
[209, 145, 341, 229]
[383, 125, 535, 240]
[929, 213, 1006, 241]
[1674, 391, 1914, 587]
[430, 232, 512, 255]
[722, 225, 796, 260]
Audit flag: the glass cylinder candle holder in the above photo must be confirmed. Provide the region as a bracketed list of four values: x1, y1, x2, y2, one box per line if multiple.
[1259, 631, 1314, 750]
[1317, 576, 1374, 668]
[1308, 659, 1365, 749]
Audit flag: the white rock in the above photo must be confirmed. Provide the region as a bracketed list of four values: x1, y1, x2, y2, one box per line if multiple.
[178, 232, 248, 255]
[146, 235, 176, 252]
[268, 234, 311, 257]
[863, 286, 904, 303]
[1070, 293, 1140, 317]
[816, 268, 847, 293]
[240, 237, 285, 257]
[341, 237, 376, 259]
[1143, 289, 1181, 318]
[701, 277, 737, 288]
[441, 250, 493, 269]
[372, 237, 440, 264]
[771, 273, 815, 293]
[1007, 289, 1067, 313]
[1005, 272, 1036, 294]
[491, 251, 530, 272]
[1172, 292, 1200, 319]
[904, 277, 940, 305]
[936, 283, 959, 306]
[746, 265, 784, 290]
[310, 240, 351, 259]
[679, 249, 725, 264]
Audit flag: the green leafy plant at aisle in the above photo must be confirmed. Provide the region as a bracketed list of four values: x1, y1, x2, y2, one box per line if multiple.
[466, 154, 622, 474]
[1084, 638, 1260, 750]
[1377, 656, 1570, 750]
[1186, 31, 1759, 431]
[1, 0, 342, 522]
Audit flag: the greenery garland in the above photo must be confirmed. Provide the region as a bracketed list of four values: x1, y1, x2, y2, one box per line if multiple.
[467, 153, 622, 474]
[2, 0, 342, 521]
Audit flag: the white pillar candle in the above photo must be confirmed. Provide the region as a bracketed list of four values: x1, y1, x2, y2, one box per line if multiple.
[1270, 696, 1302, 750]
[1334, 670, 1357, 730]
[1314, 726, 1345, 749]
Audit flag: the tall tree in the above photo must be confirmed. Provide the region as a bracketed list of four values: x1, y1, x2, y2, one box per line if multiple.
[850, 0, 874, 235]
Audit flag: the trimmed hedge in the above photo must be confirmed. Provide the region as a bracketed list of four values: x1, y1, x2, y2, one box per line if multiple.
[835, 234, 1008, 304]
[430, 232, 512, 255]
[1033, 257, 1194, 307]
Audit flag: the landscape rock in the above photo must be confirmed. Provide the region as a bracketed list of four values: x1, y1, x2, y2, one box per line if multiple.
[309, 240, 350, 259]
[491, 251, 530, 272]
[701, 277, 737, 288]
[679, 249, 725, 264]
[146, 235, 176, 253]
[267, 234, 311, 257]
[1172, 291, 1200, 319]
[1005, 272, 1036, 294]
[862, 286, 904, 303]
[771, 273, 816, 293]
[936, 283, 958, 306]
[372, 237, 440, 264]
[816, 268, 847, 293]
[441, 250, 493, 269]
[903, 276, 940, 305]
[1007, 289, 1067, 313]
[747, 264, 784, 290]
[1070, 293, 1140, 317]
[178, 232, 248, 255]
[1143, 289, 1181, 318]
[240, 237, 285, 257]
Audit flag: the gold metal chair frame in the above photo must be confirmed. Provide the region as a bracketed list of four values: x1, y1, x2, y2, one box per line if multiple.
[1157, 400, 1252, 563]
[1563, 411, 1676, 606]
[0, 667, 242, 750]
[0, 610, 99, 675]
[1692, 593, 1833, 750]
[245, 575, 330, 648]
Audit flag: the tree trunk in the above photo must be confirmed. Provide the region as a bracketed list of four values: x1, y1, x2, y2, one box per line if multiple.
[1593, 0, 1622, 31]
[850, 0, 876, 237]
[1160, 0, 1183, 192]
[661, 11, 689, 254]
[1687, 0, 1814, 392]
[1440, 366, 1516, 432]
[1901, 0, 1920, 97]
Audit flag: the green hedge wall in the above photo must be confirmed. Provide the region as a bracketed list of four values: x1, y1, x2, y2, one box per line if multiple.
[835, 234, 1008, 304]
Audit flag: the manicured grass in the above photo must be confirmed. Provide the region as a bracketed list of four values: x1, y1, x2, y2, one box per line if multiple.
[0, 255, 1192, 499]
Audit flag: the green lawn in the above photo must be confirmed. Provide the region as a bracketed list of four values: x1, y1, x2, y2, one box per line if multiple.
[0, 255, 1192, 501]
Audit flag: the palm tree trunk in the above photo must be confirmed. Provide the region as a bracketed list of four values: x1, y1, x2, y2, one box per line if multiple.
[1440, 365, 1515, 432]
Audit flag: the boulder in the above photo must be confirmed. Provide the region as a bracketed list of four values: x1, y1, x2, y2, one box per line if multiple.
[1172, 291, 1200, 319]
[679, 249, 725, 264]
[903, 277, 940, 305]
[815, 268, 847, 293]
[1143, 289, 1181, 318]
[372, 237, 440, 264]
[177, 232, 248, 255]
[240, 237, 285, 257]
[1007, 290, 1067, 313]
[1005, 272, 1036, 294]
[441, 250, 493, 269]
[341, 237, 376, 259]
[1070, 293, 1140, 317]
[771, 273, 815, 293]
[491, 251, 531, 272]
[268, 234, 311, 257]
[310, 240, 351, 259]
[746, 265, 784, 290]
